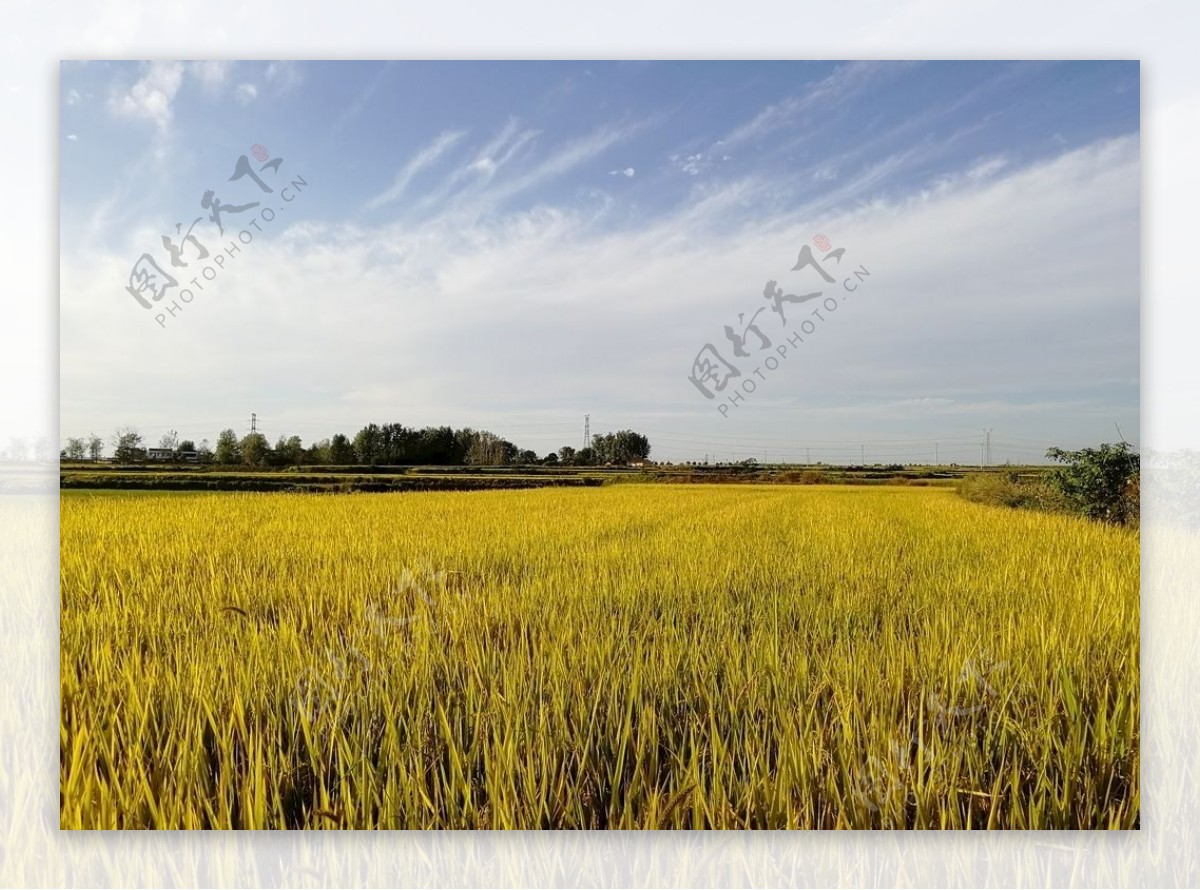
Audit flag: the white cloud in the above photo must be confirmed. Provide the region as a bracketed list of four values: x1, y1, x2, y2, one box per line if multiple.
[608, 167, 635, 178]
[61, 134, 1138, 458]
[813, 166, 838, 182]
[107, 61, 184, 133]
[967, 156, 1009, 180]
[66, 134, 78, 142]
[669, 153, 708, 176]
[367, 130, 467, 209]
[264, 61, 303, 93]
[717, 62, 901, 151]
[443, 124, 638, 220]
[65, 88, 81, 106]
[234, 83, 258, 106]
[462, 118, 538, 180]
[191, 61, 231, 91]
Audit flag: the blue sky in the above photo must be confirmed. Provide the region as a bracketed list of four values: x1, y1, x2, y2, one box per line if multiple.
[60, 60, 1139, 464]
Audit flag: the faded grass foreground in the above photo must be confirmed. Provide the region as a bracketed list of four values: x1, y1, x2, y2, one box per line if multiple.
[59, 485, 1139, 829]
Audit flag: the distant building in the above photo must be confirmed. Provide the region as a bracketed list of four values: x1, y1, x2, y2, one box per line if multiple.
[146, 449, 200, 462]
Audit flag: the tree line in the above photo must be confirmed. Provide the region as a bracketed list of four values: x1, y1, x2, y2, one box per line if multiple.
[64, 424, 652, 468]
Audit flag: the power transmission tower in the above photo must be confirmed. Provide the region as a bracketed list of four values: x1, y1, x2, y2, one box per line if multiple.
[583, 414, 590, 450]
[250, 413, 258, 435]
[983, 428, 993, 467]
[934, 442, 939, 465]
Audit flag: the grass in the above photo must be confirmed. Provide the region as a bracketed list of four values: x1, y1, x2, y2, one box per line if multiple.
[60, 484, 1138, 829]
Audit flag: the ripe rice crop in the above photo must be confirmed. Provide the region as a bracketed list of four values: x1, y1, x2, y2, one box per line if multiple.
[60, 485, 1138, 829]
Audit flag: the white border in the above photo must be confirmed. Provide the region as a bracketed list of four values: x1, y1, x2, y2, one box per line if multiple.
[5, 2, 1198, 885]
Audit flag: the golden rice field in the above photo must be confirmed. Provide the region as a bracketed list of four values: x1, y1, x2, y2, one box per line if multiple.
[59, 485, 1139, 829]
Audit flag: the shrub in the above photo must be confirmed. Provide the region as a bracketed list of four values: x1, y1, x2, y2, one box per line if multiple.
[957, 473, 1068, 513]
[1045, 442, 1140, 526]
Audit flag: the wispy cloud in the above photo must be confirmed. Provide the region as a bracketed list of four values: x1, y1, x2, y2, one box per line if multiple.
[608, 167, 636, 178]
[717, 62, 907, 151]
[234, 83, 258, 106]
[61, 133, 1138, 456]
[191, 61, 231, 91]
[408, 118, 540, 214]
[968, 156, 1008, 180]
[464, 118, 539, 178]
[367, 130, 467, 209]
[669, 153, 709, 176]
[453, 123, 638, 219]
[264, 61, 303, 93]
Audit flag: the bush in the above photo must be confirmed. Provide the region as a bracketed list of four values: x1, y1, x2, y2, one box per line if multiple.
[778, 470, 828, 485]
[1046, 442, 1140, 526]
[1121, 474, 1139, 530]
[957, 473, 1069, 512]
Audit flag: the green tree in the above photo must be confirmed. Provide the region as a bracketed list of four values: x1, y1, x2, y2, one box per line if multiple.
[111, 427, 145, 463]
[558, 445, 576, 465]
[63, 437, 86, 460]
[178, 439, 196, 453]
[466, 431, 516, 466]
[353, 424, 385, 465]
[240, 432, 271, 468]
[308, 438, 333, 464]
[87, 434, 104, 461]
[329, 433, 355, 465]
[592, 429, 651, 463]
[214, 429, 241, 465]
[275, 434, 304, 466]
[1045, 441, 1140, 525]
